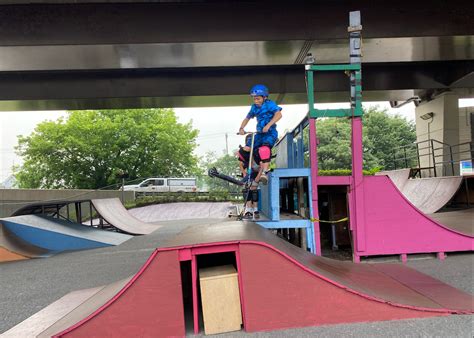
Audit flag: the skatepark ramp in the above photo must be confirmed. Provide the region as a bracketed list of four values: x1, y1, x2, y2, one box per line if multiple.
[91, 198, 161, 235]
[428, 209, 474, 236]
[351, 175, 473, 260]
[0, 215, 131, 262]
[5, 222, 472, 337]
[376, 169, 463, 214]
[0, 223, 50, 262]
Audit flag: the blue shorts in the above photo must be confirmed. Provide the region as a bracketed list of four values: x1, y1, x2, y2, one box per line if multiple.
[246, 132, 278, 149]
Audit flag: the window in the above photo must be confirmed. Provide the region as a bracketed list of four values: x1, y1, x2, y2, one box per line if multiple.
[139, 180, 152, 187]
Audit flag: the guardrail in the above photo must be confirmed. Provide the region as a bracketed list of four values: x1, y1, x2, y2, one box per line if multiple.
[391, 139, 473, 177]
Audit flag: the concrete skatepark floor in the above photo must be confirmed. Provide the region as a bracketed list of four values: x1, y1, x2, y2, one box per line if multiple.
[128, 202, 234, 222]
[1, 216, 472, 337]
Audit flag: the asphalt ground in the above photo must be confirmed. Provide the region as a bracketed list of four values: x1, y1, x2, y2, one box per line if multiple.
[1, 219, 473, 337]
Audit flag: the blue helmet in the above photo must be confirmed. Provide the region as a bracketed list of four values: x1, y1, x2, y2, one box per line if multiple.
[250, 84, 269, 97]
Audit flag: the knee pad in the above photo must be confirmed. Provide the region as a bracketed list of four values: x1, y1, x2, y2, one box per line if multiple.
[258, 145, 271, 163]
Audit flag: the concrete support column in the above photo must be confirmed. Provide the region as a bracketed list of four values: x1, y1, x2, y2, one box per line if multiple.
[415, 93, 460, 176]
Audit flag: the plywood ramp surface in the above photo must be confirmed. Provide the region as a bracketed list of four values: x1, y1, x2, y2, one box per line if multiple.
[376, 170, 463, 214]
[428, 209, 474, 236]
[92, 198, 161, 235]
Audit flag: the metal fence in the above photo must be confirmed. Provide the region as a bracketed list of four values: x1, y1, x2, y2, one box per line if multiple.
[391, 139, 473, 177]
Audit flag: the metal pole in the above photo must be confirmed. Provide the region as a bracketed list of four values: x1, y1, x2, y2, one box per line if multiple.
[464, 179, 470, 207]
[449, 145, 455, 176]
[403, 147, 408, 168]
[225, 133, 229, 155]
[331, 224, 338, 250]
[75, 202, 80, 223]
[431, 139, 437, 177]
[121, 178, 125, 203]
[416, 142, 421, 175]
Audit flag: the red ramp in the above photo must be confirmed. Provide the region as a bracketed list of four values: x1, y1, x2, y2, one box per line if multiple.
[20, 222, 469, 337]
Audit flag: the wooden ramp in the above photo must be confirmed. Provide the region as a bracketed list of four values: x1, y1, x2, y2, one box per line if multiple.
[376, 170, 463, 214]
[91, 198, 161, 235]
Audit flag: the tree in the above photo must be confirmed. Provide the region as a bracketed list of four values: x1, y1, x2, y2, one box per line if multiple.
[14, 109, 199, 189]
[307, 107, 416, 170]
[363, 106, 417, 169]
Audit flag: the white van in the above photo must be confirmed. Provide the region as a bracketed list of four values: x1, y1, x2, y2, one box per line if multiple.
[123, 177, 197, 193]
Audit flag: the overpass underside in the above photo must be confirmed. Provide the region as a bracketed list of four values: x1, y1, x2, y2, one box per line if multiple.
[0, 1, 473, 110]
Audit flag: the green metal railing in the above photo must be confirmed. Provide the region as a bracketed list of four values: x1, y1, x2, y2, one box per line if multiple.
[306, 63, 363, 119]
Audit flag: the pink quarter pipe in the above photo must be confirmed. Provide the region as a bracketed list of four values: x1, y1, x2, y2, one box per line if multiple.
[351, 175, 473, 260]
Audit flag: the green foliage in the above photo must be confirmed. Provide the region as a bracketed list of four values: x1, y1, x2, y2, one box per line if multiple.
[308, 107, 416, 170]
[363, 107, 417, 169]
[319, 167, 382, 176]
[199, 151, 242, 193]
[14, 109, 199, 189]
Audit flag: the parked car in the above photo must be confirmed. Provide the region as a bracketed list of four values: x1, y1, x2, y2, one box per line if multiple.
[123, 177, 197, 193]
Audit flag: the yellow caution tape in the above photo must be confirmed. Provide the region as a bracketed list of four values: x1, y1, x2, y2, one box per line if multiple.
[310, 217, 348, 223]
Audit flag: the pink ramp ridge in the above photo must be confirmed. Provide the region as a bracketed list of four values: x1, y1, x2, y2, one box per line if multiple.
[355, 176, 473, 257]
[52, 222, 472, 337]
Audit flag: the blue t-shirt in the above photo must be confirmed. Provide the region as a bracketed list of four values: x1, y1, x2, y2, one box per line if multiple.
[246, 99, 282, 133]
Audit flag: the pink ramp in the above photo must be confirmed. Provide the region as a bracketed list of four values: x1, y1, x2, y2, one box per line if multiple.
[376, 170, 463, 214]
[91, 198, 161, 235]
[48, 222, 471, 337]
[353, 176, 473, 258]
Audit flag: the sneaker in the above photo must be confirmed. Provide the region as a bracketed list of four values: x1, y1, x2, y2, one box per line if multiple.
[253, 211, 260, 219]
[242, 212, 253, 220]
[259, 172, 268, 185]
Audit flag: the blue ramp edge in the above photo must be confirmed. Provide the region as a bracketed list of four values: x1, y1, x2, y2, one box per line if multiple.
[2, 220, 117, 252]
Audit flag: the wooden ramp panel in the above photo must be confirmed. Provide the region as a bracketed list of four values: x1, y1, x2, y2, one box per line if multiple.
[91, 198, 161, 235]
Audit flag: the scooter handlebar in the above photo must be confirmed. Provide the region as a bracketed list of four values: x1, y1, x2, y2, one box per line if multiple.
[236, 130, 260, 135]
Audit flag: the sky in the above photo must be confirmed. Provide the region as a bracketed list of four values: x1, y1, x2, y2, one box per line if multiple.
[1, 99, 473, 182]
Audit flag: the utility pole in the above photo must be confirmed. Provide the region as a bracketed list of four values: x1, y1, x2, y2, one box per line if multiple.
[225, 133, 229, 155]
